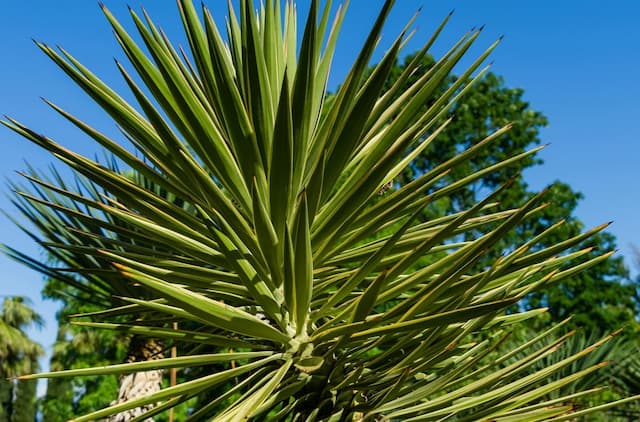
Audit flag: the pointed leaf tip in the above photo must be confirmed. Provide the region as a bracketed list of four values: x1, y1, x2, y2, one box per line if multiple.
[611, 326, 625, 336]
[449, 8, 455, 16]
[111, 262, 126, 272]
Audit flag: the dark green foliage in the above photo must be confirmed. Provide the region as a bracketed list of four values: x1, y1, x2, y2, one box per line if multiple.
[0, 379, 12, 422]
[0, 298, 42, 421]
[389, 53, 636, 332]
[397, 61, 546, 203]
[41, 279, 127, 420]
[525, 213, 634, 330]
[40, 326, 75, 421]
[11, 358, 38, 422]
[40, 326, 123, 420]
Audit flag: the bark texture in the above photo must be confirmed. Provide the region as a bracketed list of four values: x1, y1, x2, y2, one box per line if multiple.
[108, 337, 163, 422]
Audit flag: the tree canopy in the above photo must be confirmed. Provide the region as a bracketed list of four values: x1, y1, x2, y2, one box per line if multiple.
[391, 53, 636, 332]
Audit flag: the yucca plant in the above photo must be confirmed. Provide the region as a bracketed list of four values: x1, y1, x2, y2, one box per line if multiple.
[4, 0, 639, 420]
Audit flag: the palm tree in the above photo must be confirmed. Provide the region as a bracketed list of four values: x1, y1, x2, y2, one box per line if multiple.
[0, 296, 43, 421]
[5, 0, 640, 419]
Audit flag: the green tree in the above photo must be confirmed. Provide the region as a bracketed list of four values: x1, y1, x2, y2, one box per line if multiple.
[4, 0, 640, 419]
[0, 297, 43, 422]
[10, 369, 38, 422]
[39, 278, 126, 421]
[40, 325, 76, 420]
[390, 53, 636, 331]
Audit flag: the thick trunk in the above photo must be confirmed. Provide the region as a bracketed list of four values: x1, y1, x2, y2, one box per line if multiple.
[108, 336, 163, 422]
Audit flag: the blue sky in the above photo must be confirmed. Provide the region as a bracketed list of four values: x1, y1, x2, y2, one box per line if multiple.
[1, 0, 639, 384]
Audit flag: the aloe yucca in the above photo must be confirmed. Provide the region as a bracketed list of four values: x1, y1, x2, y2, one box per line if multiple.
[4, 0, 638, 420]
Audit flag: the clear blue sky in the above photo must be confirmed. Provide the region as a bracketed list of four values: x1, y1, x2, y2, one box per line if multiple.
[1, 0, 639, 383]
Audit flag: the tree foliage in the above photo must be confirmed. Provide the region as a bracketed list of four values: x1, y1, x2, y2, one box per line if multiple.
[390, 53, 636, 332]
[0, 297, 43, 421]
[40, 279, 126, 421]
